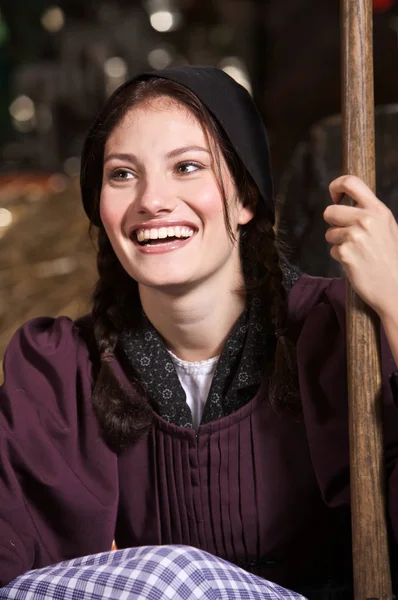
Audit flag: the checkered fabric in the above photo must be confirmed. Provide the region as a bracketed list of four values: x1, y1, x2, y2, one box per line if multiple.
[0, 545, 308, 599]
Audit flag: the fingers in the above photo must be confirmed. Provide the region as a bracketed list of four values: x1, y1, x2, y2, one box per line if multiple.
[325, 175, 390, 229]
[323, 204, 360, 227]
[329, 242, 350, 268]
[327, 226, 363, 270]
[325, 226, 347, 245]
[328, 175, 382, 209]
[325, 223, 369, 248]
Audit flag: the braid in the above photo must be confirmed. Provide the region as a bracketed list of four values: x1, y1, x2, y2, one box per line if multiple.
[240, 184, 300, 411]
[263, 224, 299, 409]
[91, 228, 153, 452]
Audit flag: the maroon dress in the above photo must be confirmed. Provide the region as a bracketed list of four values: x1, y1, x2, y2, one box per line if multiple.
[1, 275, 397, 596]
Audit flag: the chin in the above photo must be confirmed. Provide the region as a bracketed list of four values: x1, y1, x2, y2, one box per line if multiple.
[130, 273, 192, 294]
[137, 276, 197, 296]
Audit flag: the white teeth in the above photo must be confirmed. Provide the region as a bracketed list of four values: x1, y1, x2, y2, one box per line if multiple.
[136, 226, 194, 243]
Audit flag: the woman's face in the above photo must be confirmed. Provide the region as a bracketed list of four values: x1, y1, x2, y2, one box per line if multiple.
[100, 97, 254, 294]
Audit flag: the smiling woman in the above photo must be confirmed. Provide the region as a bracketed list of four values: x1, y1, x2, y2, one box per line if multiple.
[1, 66, 398, 600]
[81, 72, 293, 446]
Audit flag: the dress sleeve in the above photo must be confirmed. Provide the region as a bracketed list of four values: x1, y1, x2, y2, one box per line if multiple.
[0, 317, 118, 586]
[291, 276, 398, 544]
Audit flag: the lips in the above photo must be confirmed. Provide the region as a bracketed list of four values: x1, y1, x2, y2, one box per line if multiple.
[132, 234, 195, 254]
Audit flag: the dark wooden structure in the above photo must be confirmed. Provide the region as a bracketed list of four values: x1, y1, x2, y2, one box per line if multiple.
[342, 0, 391, 596]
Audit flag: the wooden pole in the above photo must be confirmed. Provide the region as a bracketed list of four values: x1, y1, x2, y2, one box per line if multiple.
[341, 0, 392, 597]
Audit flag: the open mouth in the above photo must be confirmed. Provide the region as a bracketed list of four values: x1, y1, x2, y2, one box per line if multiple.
[134, 226, 195, 246]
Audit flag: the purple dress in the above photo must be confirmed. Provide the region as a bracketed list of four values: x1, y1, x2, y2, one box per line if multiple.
[0, 275, 397, 597]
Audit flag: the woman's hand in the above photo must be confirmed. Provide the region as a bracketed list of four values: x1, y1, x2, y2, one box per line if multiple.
[324, 175, 398, 321]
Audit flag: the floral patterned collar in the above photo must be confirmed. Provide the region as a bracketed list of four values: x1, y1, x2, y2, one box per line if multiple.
[118, 266, 301, 428]
[118, 297, 271, 428]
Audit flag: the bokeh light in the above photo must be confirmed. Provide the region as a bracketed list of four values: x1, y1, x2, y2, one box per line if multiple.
[0, 10, 9, 46]
[0, 208, 13, 229]
[104, 57, 128, 79]
[219, 58, 252, 94]
[104, 57, 128, 95]
[63, 157, 81, 178]
[148, 47, 173, 69]
[9, 96, 36, 132]
[9, 96, 35, 122]
[41, 6, 65, 33]
[150, 11, 174, 32]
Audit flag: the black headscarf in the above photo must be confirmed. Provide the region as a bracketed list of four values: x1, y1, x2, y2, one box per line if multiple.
[80, 65, 274, 225]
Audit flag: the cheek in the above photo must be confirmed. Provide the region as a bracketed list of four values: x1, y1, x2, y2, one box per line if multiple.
[99, 190, 124, 234]
[192, 180, 225, 218]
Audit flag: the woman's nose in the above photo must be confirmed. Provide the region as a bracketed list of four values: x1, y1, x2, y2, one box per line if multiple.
[135, 175, 177, 216]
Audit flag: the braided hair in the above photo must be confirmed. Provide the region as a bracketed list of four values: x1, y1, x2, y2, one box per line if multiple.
[82, 77, 299, 452]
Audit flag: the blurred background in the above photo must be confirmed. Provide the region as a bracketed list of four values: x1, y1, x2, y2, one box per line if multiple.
[1, 0, 398, 367]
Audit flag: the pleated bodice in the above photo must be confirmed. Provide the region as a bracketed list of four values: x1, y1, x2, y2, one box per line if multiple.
[115, 384, 351, 590]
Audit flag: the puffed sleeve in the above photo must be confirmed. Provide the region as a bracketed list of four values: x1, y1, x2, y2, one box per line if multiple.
[289, 275, 398, 538]
[0, 317, 118, 587]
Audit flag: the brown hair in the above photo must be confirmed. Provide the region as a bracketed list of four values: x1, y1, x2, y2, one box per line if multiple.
[81, 77, 299, 452]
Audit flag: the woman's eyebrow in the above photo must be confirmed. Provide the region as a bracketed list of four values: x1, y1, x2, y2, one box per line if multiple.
[166, 146, 211, 159]
[104, 152, 138, 164]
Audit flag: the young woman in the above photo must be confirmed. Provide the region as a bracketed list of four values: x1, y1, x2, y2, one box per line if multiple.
[1, 66, 398, 600]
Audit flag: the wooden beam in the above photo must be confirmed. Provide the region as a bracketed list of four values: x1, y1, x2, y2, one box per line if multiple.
[341, 0, 392, 597]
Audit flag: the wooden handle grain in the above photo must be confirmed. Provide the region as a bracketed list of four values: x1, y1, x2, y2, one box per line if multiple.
[341, 0, 392, 597]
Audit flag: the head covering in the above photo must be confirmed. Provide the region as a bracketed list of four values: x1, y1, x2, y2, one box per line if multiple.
[80, 65, 274, 225]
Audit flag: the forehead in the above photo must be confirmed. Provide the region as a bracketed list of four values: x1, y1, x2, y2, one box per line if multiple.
[106, 97, 208, 148]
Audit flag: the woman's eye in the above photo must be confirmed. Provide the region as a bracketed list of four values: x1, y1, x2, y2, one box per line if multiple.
[175, 162, 202, 175]
[110, 169, 134, 180]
